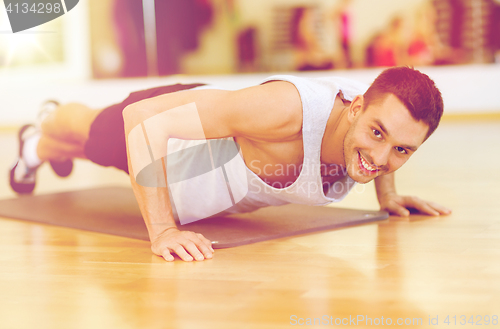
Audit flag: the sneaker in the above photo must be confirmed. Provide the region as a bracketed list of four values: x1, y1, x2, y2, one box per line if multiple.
[36, 100, 74, 178]
[9, 125, 39, 194]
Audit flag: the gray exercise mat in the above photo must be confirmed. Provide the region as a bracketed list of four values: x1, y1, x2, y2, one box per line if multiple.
[0, 186, 388, 248]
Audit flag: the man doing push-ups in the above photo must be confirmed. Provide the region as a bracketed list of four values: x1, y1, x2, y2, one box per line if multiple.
[10, 66, 451, 262]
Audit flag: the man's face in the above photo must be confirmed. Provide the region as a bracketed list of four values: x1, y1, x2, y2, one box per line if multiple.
[343, 93, 429, 184]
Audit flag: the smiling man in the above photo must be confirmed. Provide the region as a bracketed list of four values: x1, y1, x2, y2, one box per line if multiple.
[10, 66, 451, 262]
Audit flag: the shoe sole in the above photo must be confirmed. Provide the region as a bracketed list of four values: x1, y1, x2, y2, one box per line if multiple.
[9, 160, 36, 194]
[9, 124, 37, 194]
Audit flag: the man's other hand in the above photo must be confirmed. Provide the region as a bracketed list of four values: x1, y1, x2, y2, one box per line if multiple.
[378, 193, 452, 217]
[151, 228, 214, 262]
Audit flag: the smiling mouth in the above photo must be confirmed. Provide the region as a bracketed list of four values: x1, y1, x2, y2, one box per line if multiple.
[358, 152, 378, 174]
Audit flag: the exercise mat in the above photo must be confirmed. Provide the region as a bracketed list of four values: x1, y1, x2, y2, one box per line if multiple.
[0, 186, 388, 248]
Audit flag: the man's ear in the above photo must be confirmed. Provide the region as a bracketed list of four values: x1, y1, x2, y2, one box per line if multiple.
[347, 95, 364, 124]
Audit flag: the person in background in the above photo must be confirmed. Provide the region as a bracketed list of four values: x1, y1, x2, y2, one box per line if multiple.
[291, 6, 334, 71]
[331, 0, 354, 68]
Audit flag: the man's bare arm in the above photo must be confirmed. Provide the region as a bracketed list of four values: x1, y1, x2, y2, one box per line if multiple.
[122, 82, 302, 261]
[124, 101, 218, 262]
[375, 173, 451, 216]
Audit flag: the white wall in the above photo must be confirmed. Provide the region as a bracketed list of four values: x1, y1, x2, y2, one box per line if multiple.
[306, 64, 500, 113]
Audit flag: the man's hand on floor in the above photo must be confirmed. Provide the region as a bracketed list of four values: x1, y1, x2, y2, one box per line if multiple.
[378, 192, 452, 217]
[151, 227, 214, 262]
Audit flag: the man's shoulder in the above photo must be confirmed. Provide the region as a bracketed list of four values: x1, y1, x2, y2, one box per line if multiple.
[259, 74, 368, 100]
[225, 81, 303, 140]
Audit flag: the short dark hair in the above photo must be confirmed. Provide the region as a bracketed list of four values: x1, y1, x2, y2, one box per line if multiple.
[363, 66, 444, 140]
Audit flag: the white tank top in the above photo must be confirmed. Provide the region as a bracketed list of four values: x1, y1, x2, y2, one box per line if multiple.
[165, 75, 369, 224]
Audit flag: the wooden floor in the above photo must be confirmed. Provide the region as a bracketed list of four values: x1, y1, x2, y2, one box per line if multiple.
[0, 119, 499, 329]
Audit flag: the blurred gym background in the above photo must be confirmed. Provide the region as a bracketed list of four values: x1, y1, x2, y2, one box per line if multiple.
[2, 0, 500, 76]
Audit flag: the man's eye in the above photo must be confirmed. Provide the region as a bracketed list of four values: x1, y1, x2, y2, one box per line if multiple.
[372, 129, 382, 138]
[396, 146, 407, 154]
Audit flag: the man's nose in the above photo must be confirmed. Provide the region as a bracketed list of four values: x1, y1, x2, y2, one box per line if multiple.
[370, 145, 391, 168]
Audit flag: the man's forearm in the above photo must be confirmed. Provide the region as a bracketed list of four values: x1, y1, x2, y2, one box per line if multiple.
[123, 105, 178, 241]
[130, 182, 177, 240]
[374, 172, 397, 203]
[374, 172, 451, 217]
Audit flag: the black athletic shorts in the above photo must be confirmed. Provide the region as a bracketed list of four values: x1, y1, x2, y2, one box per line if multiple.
[84, 83, 205, 174]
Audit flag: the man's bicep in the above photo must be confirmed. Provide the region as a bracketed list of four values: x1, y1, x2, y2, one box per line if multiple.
[143, 102, 206, 159]
[123, 89, 234, 139]
[124, 81, 301, 153]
